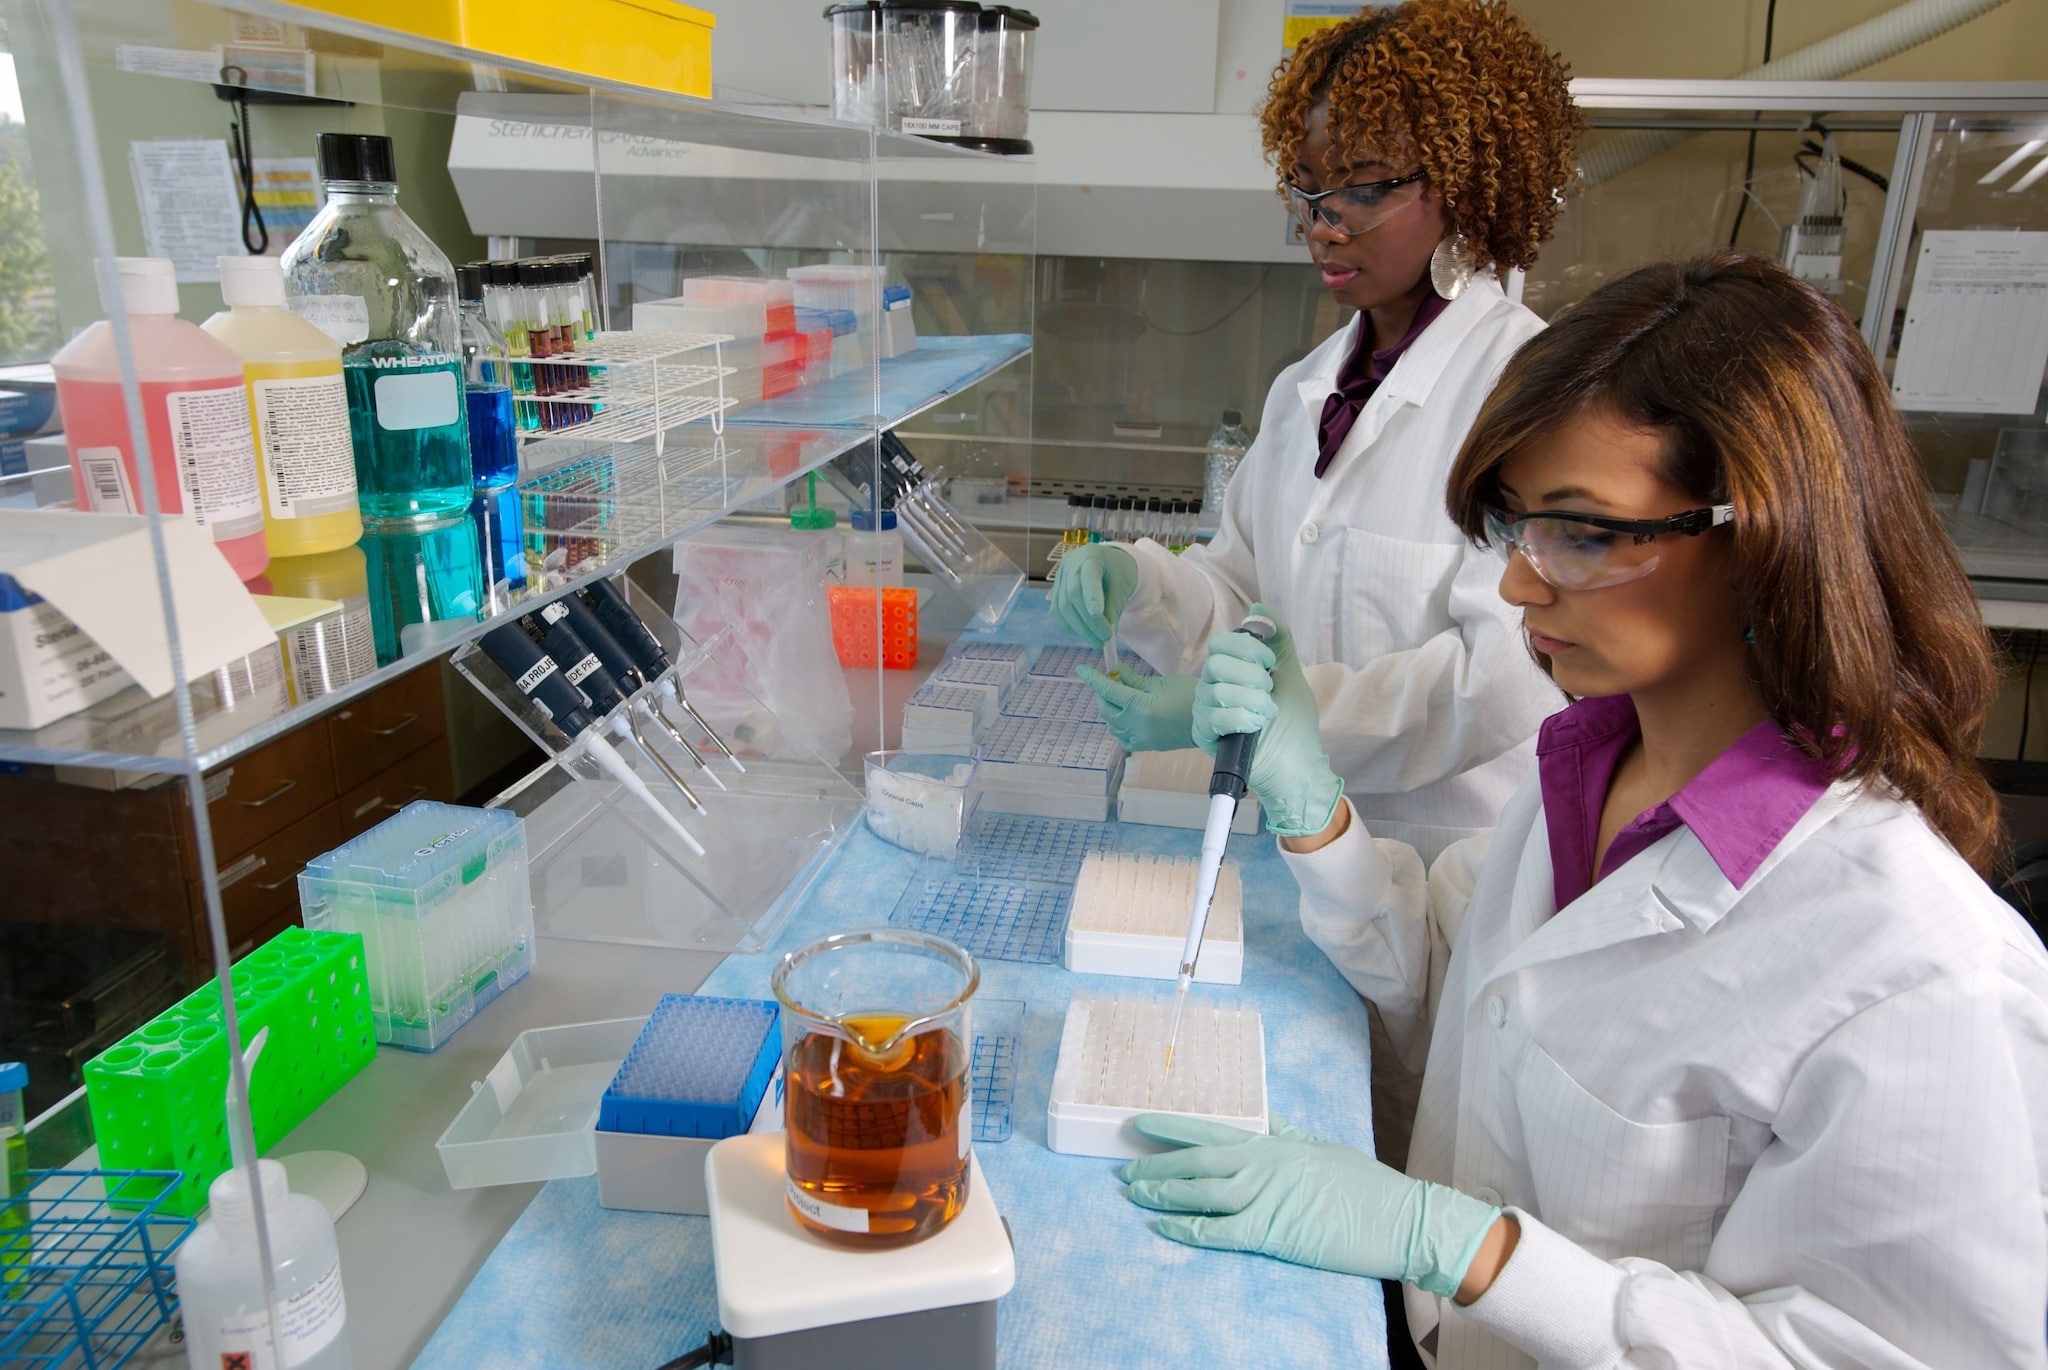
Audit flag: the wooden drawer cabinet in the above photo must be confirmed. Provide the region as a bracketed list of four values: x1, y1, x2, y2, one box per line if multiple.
[328, 664, 445, 793]
[337, 734, 453, 829]
[198, 719, 336, 860]
[207, 803, 344, 951]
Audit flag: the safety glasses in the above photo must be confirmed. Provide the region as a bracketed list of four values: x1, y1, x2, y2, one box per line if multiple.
[1482, 504, 1736, 590]
[1283, 170, 1427, 240]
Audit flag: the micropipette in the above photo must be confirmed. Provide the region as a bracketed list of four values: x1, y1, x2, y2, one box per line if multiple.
[479, 622, 707, 856]
[578, 575, 747, 775]
[528, 605, 708, 815]
[552, 588, 727, 793]
[1165, 611, 1277, 1070]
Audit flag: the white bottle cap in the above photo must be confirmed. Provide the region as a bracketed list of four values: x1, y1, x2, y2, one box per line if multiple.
[207, 1157, 291, 1233]
[218, 255, 288, 308]
[115, 257, 179, 316]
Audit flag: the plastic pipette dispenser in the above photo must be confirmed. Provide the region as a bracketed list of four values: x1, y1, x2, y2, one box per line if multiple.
[1064, 852, 1244, 983]
[82, 928, 375, 1215]
[598, 995, 781, 1139]
[1046, 988, 1267, 1159]
[298, 801, 534, 1052]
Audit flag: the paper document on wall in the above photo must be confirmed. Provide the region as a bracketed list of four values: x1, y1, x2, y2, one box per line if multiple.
[1892, 230, 2048, 415]
[0, 510, 278, 697]
[129, 140, 242, 284]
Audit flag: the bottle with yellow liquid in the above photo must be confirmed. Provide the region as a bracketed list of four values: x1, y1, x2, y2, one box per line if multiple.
[204, 256, 363, 556]
[264, 543, 378, 703]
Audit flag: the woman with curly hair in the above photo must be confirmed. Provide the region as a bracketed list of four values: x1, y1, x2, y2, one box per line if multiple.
[1055, 0, 1584, 870]
[1124, 254, 2048, 1366]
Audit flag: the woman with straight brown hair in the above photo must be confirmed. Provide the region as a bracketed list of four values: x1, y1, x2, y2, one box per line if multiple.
[1115, 253, 2048, 1367]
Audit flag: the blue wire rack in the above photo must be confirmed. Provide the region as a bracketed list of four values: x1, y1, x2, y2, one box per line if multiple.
[890, 868, 1072, 965]
[956, 805, 1118, 883]
[1029, 644, 1157, 680]
[0, 1169, 192, 1370]
[969, 998, 1026, 1144]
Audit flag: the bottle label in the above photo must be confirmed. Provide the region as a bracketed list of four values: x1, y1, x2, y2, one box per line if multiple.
[372, 367, 460, 432]
[291, 294, 371, 348]
[286, 598, 376, 702]
[787, 1179, 871, 1234]
[251, 373, 357, 519]
[214, 1255, 348, 1369]
[165, 385, 263, 539]
[76, 446, 135, 514]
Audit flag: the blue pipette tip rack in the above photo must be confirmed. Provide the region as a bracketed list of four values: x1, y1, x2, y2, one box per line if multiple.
[890, 866, 1072, 965]
[970, 998, 1025, 1144]
[1030, 644, 1156, 679]
[598, 996, 781, 1140]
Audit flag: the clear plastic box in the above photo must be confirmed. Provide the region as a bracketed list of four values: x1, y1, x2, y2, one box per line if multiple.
[298, 801, 534, 1052]
[863, 749, 973, 858]
[888, 860, 1070, 966]
[435, 1016, 646, 1189]
[954, 795, 1116, 883]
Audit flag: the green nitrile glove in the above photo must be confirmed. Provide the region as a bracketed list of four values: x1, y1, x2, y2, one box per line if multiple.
[1075, 666, 1197, 753]
[1119, 1114, 1502, 1300]
[1050, 543, 1140, 646]
[1191, 607, 1343, 837]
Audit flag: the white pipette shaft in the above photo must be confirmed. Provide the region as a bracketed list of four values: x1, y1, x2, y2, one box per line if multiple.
[580, 730, 707, 857]
[1166, 791, 1238, 1066]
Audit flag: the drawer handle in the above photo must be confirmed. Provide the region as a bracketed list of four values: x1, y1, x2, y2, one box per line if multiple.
[383, 784, 429, 812]
[240, 778, 298, 809]
[255, 871, 300, 893]
[370, 712, 420, 738]
[352, 784, 428, 821]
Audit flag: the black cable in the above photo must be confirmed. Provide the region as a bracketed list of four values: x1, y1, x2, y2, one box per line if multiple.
[654, 1330, 733, 1370]
[1727, 0, 1779, 249]
[1139, 265, 1275, 337]
[222, 72, 269, 254]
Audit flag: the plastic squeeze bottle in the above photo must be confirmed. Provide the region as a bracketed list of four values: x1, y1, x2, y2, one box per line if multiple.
[174, 1030, 353, 1369]
[53, 257, 269, 580]
[204, 256, 362, 557]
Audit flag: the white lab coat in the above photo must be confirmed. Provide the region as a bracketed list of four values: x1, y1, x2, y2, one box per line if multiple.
[1119, 276, 1562, 863]
[1285, 779, 2048, 1369]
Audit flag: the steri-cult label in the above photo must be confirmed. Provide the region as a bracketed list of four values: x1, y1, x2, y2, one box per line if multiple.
[786, 1179, 870, 1234]
[250, 372, 357, 519]
[166, 384, 263, 538]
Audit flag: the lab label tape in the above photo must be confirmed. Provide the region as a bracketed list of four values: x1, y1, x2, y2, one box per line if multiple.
[1046, 989, 1267, 1160]
[1064, 852, 1245, 984]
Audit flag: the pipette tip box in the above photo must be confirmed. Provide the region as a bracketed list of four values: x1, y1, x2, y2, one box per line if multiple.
[596, 996, 785, 1216]
[1117, 748, 1263, 834]
[1030, 644, 1156, 680]
[999, 677, 1099, 723]
[1064, 852, 1245, 983]
[1046, 989, 1267, 1160]
[299, 801, 534, 1053]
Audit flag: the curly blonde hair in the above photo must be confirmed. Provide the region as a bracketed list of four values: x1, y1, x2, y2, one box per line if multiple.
[1260, 0, 1583, 272]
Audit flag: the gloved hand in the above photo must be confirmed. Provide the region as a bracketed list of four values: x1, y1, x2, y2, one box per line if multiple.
[1075, 667, 1197, 753]
[1192, 607, 1344, 837]
[1120, 1114, 1502, 1300]
[1050, 544, 1140, 646]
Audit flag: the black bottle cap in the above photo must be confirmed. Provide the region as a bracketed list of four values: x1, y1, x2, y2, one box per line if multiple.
[456, 264, 484, 303]
[1147, 497, 1161, 511]
[1222, 408, 1243, 425]
[981, 5, 1040, 28]
[518, 260, 551, 287]
[482, 260, 518, 287]
[316, 132, 396, 185]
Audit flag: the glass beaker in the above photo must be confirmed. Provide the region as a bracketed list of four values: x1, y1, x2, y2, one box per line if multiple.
[771, 928, 978, 1248]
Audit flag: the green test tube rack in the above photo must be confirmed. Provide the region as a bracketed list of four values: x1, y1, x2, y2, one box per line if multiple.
[81, 927, 376, 1216]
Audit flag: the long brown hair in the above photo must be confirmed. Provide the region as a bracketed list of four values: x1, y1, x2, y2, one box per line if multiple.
[1446, 251, 2002, 871]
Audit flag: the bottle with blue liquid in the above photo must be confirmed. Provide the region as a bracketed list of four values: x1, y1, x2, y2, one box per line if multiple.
[457, 264, 525, 604]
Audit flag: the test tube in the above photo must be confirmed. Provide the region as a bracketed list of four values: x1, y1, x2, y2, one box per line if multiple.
[1066, 493, 1085, 547]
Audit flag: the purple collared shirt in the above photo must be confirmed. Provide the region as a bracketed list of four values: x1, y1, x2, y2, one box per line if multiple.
[1536, 694, 1835, 911]
[1313, 294, 1450, 478]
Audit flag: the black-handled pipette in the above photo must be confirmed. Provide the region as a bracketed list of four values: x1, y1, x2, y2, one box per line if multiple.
[550, 591, 727, 795]
[1166, 610, 1278, 1070]
[529, 604, 708, 818]
[478, 622, 706, 857]
[579, 576, 747, 776]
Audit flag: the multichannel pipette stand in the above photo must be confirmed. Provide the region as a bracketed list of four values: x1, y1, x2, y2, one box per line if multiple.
[596, 996, 785, 1216]
[1064, 852, 1245, 982]
[1119, 748, 1263, 834]
[1046, 990, 1267, 1160]
[451, 573, 861, 954]
[707, 1133, 1014, 1370]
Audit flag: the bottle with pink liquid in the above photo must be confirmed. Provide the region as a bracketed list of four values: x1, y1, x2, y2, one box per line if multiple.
[53, 257, 269, 581]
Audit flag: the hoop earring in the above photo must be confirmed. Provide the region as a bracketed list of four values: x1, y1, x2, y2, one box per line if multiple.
[1429, 232, 1476, 300]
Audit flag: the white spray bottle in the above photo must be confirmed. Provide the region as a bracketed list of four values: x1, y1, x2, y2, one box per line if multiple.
[174, 1028, 354, 1369]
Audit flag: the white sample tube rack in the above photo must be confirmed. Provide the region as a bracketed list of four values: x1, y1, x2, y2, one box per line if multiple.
[1046, 988, 1267, 1159]
[1063, 852, 1244, 983]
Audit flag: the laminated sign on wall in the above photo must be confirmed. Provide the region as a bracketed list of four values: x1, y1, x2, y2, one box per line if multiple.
[1892, 230, 2048, 416]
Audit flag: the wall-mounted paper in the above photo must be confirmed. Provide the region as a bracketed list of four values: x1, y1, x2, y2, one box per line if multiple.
[1892, 230, 2048, 416]
[129, 139, 242, 284]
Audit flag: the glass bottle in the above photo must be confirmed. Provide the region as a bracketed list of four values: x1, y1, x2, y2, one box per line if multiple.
[282, 133, 470, 527]
[1203, 408, 1252, 511]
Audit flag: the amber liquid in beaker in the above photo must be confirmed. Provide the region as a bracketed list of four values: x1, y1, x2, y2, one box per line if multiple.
[785, 1015, 969, 1248]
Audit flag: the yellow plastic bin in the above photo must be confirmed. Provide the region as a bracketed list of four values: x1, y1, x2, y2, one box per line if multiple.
[295, 0, 715, 98]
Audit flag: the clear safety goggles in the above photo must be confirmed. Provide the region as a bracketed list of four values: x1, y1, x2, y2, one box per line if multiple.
[1482, 504, 1736, 590]
[1283, 170, 1427, 240]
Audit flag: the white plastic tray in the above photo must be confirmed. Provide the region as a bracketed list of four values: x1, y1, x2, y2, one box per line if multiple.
[435, 1016, 646, 1189]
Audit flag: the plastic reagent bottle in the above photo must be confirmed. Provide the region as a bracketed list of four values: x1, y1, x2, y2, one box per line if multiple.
[1203, 407, 1252, 512]
[1, 1060, 26, 1300]
[282, 133, 470, 527]
[849, 505, 904, 586]
[204, 256, 362, 557]
[53, 257, 268, 580]
[173, 1030, 353, 1369]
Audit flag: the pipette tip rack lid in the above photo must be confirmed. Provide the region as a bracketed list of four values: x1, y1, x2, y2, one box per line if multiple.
[599, 995, 782, 1139]
[1046, 988, 1267, 1159]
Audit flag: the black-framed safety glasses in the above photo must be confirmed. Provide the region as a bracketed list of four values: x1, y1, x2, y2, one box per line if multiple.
[1482, 504, 1736, 589]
